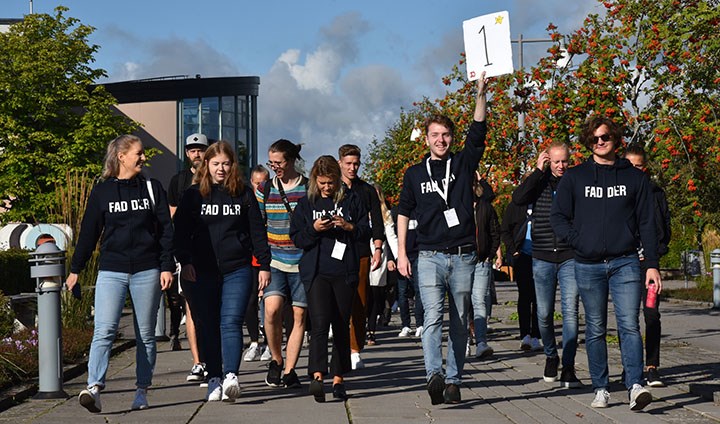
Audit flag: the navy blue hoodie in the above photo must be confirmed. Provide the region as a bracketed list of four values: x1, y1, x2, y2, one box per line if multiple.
[71, 176, 175, 274]
[173, 184, 271, 276]
[397, 120, 487, 250]
[550, 157, 659, 269]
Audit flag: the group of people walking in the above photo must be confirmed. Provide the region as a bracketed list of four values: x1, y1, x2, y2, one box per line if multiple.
[66, 70, 668, 413]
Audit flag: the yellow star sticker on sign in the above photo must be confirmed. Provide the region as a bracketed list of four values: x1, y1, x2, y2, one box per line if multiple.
[495, 15, 504, 25]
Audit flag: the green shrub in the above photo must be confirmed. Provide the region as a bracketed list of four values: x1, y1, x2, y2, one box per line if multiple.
[0, 249, 33, 295]
[0, 293, 15, 339]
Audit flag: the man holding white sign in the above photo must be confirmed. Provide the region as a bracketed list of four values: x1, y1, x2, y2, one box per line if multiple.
[396, 73, 488, 405]
[463, 11, 513, 80]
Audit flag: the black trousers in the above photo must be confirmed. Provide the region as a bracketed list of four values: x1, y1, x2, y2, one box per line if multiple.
[166, 274, 185, 338]
[367, 285, 385, 332]
[640, 268, 661, 367]
[245, 267, 261, 342]
[514, 253, 540, 338]
[306, 274, 355, 377]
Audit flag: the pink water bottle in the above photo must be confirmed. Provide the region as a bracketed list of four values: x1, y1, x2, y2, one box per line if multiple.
[646, 283, 657, 308]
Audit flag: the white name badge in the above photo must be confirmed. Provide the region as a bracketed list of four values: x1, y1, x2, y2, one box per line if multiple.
[331, 240, 347, 260]
[444, 208, 460, 228]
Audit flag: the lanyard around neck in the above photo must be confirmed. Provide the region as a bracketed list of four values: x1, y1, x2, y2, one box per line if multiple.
[425, 157, 452, 206]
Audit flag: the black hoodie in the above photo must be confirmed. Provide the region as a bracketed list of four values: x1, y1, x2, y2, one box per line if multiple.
[173, 184, 271, 276]
[550, 156, 659, 269]
[71, 176, 175, 274]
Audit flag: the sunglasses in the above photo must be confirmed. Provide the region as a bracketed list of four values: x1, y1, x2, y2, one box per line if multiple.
[592, 133, 612, 144]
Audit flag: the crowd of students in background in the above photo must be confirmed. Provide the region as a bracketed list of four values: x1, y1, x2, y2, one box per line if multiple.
[67, 71, 668, 413]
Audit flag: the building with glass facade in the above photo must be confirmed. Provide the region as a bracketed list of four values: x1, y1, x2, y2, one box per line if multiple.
[103, 75, 259, 187]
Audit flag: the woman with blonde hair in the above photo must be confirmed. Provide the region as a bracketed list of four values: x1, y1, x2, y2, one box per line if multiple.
[174, 141, 271, 402]
[290, 155, 370, 402]
[67, 135, 175, 413]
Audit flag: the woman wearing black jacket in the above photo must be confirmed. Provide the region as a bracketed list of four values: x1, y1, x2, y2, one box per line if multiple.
[67, 135, 175, 413]
[174, 141, 271, 403]
[289, 155, 370, 402]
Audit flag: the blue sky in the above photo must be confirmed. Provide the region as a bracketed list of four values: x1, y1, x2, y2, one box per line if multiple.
[4, 0, 601, 164]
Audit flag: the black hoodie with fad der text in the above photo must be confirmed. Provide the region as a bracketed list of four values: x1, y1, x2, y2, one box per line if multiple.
[71, 176, 175, 275]
[549, 156, 659, 269]
[173, 184, 271, 276]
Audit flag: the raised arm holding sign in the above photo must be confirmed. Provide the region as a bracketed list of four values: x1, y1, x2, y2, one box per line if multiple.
[463, 11, 513, 80]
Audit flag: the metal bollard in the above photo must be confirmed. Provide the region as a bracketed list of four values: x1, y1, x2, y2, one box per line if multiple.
[711, 249, 720, 310]
[155, 291, 169, 341]
[28, 242, 69, 399]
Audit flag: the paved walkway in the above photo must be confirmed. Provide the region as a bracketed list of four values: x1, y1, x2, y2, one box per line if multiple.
[0, 279, 718, 423]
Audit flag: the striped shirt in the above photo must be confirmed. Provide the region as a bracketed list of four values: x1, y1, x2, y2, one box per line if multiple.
[256, 177, 307, 272]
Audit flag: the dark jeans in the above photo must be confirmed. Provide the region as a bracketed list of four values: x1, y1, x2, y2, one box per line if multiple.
[514, 253, 540, 338]
[397, 259, 423, 328]
[307, 274, 355, 377]
[640, 268, 661, 367]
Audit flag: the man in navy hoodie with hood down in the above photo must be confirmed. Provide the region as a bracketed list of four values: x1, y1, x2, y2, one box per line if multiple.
[550, 116, 660, 412]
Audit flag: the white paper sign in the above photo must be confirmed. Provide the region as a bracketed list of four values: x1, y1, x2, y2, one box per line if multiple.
[463, 11, 513, 80]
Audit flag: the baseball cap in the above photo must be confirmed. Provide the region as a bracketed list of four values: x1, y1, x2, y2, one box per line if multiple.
[185, 133, 209, 149]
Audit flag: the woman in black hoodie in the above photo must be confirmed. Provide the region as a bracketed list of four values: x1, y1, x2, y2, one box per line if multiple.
[67, 135, 175, 413]
[289, 155, 370, 402]
[174, 141, 271, 403]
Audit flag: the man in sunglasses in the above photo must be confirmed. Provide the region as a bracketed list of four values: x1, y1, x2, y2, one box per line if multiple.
[550, 116, 660, 412]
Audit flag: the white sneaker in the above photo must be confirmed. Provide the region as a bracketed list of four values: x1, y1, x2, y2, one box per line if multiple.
[187, 363, 206, 382]
[243, 342, 261, 362]
[78, 385, 101, 413]
[131, 388, 148, 410]
[529, 337, 543, 352]
[260, 345, 272, 361]
[398, 327, 412, 337]
[591, 388, 610, 408]
[206, 377, 222, 401]
[629, 383, 652, 411]
[475, 341, 494, 359]
[415, 326, 423, 338]
[221, 372, 241, 402]
[520, 335, 532, 351]
[351, 352, 365, 370]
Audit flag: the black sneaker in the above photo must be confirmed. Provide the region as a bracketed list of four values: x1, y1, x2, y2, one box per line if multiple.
[282, 368, 302, 389]
[427, 374, 445, 405]
[543, 356, 560, 382]
[646, 367, 665, 387]
[309, 378, 325, 403]
[443, 384, 461, 404]
[332, 383, 348, 400]
[265, 360, 282, 387]
[560, 366, 583, 388]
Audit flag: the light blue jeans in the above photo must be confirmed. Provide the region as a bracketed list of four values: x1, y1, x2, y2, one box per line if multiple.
[533, 258, 579, 368]
[87, 269, 161, 389]
[471, 260, 492, 344]
[418, 250, 477, 385]
[575, 255, 643, 391]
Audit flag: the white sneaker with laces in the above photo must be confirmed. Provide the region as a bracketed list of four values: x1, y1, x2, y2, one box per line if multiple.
[221, 372, 241, 402]
[415, 326, 423, 338]
[529, 337, 543, 352]
[131, 388, 149, 410]
[243, 342, 261, 362]
[398, 327, 412, 337]
[206, 377, 223, 401]
[351, 352, 365, 370]
[591, 388, 610, 408]
[78, 385, 102, 413]
[475, 341, 494, 359]
[629, 383, 652, 411]
[187, 363, 206, 382]
[520, 334, 532, 351]
[260, 345, 272, 361]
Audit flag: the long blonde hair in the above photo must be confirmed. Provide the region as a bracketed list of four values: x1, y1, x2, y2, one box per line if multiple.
[195, 141, 245, 197]
[307, 155, 344, 204]
[101, 135, 142, 180]
[373, 183, 393, 227]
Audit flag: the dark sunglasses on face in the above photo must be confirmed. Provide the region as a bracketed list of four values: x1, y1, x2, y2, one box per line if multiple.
[592, 133, 612, 144]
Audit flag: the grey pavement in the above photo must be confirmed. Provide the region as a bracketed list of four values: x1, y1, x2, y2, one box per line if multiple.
[1, 279, 719, 423]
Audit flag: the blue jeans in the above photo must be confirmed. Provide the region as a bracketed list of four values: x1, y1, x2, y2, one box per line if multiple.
[265, 267, 307, 307]
[471, 261, 492, 344]
[184, 266, 252, 378]
[575, 256, 643, 390]
[397, 258, 423, 328]
[418, 250, 477, 385]
[88, 269, 161, 389]
[533, 258, 580, 367]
